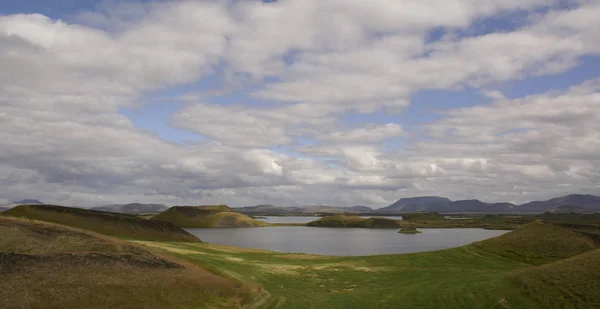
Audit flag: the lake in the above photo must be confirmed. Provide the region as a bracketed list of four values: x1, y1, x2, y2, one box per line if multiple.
[258, 216, 321, 224]
[257, 216, 404, 224]
[185, 226, 507, 256]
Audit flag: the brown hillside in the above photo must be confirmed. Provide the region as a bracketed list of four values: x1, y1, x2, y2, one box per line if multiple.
[0, 216, 263, 309]
[2, 204, 200, 242]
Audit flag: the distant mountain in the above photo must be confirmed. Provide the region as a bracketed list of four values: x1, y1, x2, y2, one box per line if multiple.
[517, 194, 600, 212]
[0, 199, 44, 210]
[552, 205, 597, 214]
[235, 205, 373, 215]
[348, 205, 374, 212]
[91, 203, 168, 214]
[12, 199, 43, 205]
[377, 196, 452, 212]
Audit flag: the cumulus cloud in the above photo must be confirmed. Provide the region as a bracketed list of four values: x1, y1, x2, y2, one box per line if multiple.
[0, 0, 599, 207]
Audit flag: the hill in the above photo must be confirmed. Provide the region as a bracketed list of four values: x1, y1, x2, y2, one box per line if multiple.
[2, 205, 200, 242]
[518, 194, 600, 212]
[91, 203, 168, 213]
[378, 196, 451, 212]
[473, 221, 597, 265]
[152, 205, 269, 228]
[306, 215, 400, 228]
[12, 199, 43, 204]
[235, 204, 373, 215]
[0, 216, 261, 309]
[402, 212, 445, 221]
[509, 249, 600, 309]
[0, 199, 43, 210]
[552, 204, 597, 213]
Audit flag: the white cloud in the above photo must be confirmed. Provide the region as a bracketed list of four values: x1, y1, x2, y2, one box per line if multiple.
[0, 0, 599, 207]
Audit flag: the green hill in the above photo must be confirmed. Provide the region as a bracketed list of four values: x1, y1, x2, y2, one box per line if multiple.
[509, 249, 600, 309]
[2, 205, 200, 242]
[473, 221, 597, 265]
[152, 205, 269, 228]
[402, 212, 445, 221]
[0, 216, 263, 309]
[306, 215, 400, 228]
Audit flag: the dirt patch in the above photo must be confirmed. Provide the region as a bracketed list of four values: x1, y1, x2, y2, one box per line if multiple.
[258, 264, 303, 275]
[225, 257, 245, 262]
[133, 242, 207, 255]
[312, 262, 389, 272]
[203, 244, 269, 253]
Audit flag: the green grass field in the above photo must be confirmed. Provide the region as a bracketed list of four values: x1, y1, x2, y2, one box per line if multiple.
[136, 241, 542, 309]
[473, 221, 597, 265]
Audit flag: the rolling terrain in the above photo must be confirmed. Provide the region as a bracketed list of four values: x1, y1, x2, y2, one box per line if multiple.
[236, 194, 600, 215]
[0, 216, 264, 309]
[306, 215, 401, 228]
[2, 205, 200, 242]
[473, 221, 597, 265]
[91, 203, 169, 214]
[1, 204, 599, 308]
[152, 205, 270, 228]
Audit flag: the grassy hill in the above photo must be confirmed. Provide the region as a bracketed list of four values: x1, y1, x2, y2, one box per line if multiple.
[402, 212, 445, 221]
[509, 249, 600, 309]
[2, 205, 200, 242]
[473, 221, 597, 265]
[152, 205, 270, 228]
[0, 216, 263, 309]
[306, 215, 401, 228]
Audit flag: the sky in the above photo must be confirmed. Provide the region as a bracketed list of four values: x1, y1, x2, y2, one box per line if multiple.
[1, 0, 599, 208]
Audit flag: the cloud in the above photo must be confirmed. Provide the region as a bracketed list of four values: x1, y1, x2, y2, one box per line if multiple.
[0, 0, 599, 207]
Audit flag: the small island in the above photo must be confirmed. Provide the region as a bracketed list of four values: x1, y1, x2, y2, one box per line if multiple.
[398, 226, 422, 234]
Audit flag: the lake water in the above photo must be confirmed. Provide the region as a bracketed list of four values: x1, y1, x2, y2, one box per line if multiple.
[257, 216, 404, 224]
[185, 226, 507, 256]
[258, 216, 321, 224]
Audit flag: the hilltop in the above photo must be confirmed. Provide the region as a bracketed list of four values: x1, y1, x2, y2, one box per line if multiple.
[2, 204, 200, 242]
[376, 194, 600, 213]
[473, 221, 597, 265]
[306, 215, 400, 228]
[509, 249, 600, 309]
[0, 216, 261, 309]
[235, 204, 373, 215]
[0, 199, 43, 211]
[152, 205, 269, 228]
[91, 203, 169, 213]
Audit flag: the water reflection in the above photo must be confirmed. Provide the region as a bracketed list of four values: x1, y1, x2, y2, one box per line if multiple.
[185, 226, 506, 256]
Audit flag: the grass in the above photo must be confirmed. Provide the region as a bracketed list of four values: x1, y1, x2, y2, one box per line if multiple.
[152, 206, 270, 228]
[2, 205, 200, 242]
[509, 249, 600, 309]
[473, 221, 597, 265]
[401, 212, 445, 221]
[4, 208, 600, 309]
[136, 240, 543, 309]
[0, 216, 264, 309]
[306, 215, 400, 228]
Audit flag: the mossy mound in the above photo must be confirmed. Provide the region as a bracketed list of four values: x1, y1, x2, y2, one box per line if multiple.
[398, 227, 422, 234]
[2, 205, 200, 242]
[402, 212, 445, 221]
[473, 221, 597, 265]
[0, 216, 263, 309]
[306, 215, 400, 228]
[152, 205, 269, 228]
[509, 249, 600, 309]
